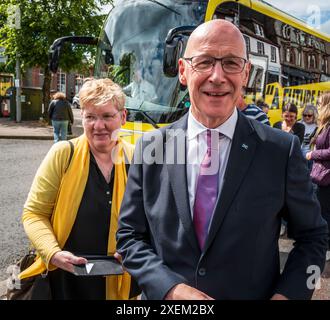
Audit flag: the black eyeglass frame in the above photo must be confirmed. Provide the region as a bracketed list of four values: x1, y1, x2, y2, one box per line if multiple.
[183, 55, 248, 74]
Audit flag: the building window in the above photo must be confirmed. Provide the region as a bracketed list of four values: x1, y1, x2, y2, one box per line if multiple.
[325, 59, 328, 74]
[271, 46, 276, 62]
[297, 51, 302, 67]
[308, 54, 317, 69]
[298, 32, 305, 46]
[254, 23, 264, 37]
[282, 25, 291, 39]
[286, 48, 290, 62]
[257, 41, 265, 55]
[290, 50, 295, 64]
[57, 70, 66, 94]
[321, 57, 328, 73]
[243, 35, 250, 53]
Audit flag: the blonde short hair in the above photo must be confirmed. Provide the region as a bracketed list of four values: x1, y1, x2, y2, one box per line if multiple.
[79, 78, 125, 110]
[53, 92, 66, 100]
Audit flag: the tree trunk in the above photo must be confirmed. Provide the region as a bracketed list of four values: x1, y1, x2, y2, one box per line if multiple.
[42, 65, 51, 122]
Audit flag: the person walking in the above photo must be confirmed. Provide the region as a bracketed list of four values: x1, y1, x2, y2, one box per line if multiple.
[48, 92, 74, 143]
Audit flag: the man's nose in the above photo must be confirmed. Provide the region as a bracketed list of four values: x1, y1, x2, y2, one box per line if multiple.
[208, 61, 226, 83]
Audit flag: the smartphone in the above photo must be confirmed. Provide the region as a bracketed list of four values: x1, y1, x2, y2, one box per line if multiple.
[73, 255, 123, 276]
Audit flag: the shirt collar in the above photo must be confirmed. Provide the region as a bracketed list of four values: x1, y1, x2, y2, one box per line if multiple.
[187, 107, 237, 141]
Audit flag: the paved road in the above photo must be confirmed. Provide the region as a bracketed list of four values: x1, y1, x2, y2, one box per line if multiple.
[0, 139, 53, 281]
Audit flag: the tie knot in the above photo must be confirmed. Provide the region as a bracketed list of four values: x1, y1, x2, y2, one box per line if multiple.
[206, 129, 220, 152]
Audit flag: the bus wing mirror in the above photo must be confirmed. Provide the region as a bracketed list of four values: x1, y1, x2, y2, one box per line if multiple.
[163, 26, 196, 77]
[49, 36, 98, 73]
[163, 36, 184, 77]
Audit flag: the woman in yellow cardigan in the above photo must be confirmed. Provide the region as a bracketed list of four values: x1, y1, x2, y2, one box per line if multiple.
[20, 78, 135, 299]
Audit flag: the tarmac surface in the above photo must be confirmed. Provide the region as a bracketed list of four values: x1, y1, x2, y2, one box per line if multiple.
[0, 112, 329, 300]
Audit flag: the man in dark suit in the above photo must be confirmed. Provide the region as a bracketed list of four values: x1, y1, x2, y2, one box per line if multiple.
[116, 20, 328, 300]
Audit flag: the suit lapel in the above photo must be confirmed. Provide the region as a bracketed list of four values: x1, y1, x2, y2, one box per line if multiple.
[204, 113, 258, 252]
[165, 114, 200, 251]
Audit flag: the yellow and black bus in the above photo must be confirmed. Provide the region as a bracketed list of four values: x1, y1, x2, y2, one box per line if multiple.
[50, 0, 330, 138]
[0, 73, 13, 98]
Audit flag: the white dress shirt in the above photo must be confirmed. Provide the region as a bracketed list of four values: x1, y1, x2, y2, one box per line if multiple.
[186, 108, 238, 218]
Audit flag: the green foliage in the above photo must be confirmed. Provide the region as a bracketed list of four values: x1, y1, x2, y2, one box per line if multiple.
[0, 0, 112, 73]
[107, 53, 133, 87]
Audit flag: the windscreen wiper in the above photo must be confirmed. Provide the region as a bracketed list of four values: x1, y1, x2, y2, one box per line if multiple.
[146, 0, 180, 15]
[129, 108, 159, 129]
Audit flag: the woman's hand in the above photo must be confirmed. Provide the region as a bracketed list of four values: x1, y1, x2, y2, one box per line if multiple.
[114, 252, 122, 263]
[282, 122, 292, 133]
[50, 251, 88, 273]
[306, 152, 312, 160]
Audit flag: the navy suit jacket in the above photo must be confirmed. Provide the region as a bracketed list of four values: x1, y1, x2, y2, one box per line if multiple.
[117, 111, 328, 300]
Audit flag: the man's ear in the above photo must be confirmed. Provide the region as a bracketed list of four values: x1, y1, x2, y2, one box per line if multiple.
[242, 61, 251, 87]
[178, 59, 187, 85]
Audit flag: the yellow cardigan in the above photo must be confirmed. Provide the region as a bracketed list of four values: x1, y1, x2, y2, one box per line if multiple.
[20, 134, 134, 300]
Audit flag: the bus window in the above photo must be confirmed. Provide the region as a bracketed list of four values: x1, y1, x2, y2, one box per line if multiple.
[94, 0, 206, 126]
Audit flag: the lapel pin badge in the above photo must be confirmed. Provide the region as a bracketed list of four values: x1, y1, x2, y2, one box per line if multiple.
[241, 143, 249, 150]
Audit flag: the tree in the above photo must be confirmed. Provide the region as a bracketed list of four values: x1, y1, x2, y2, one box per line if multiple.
[0, 0, 112, 117]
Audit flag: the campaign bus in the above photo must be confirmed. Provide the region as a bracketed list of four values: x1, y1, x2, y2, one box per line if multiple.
[50, 0, 330, 139]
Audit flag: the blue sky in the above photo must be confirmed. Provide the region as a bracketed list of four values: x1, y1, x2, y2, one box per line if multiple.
[265, 0, 330, 35]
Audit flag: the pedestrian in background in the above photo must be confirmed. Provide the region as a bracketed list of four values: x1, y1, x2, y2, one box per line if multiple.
[237, 93, 270, 125]
[256, 99, 270, 115]
[273, 102, 305, 144]
[48, 92, 74, 143]
[300, 103, 318, 171]
[20, 79, 136, 299]
[307, 91, 330, 269]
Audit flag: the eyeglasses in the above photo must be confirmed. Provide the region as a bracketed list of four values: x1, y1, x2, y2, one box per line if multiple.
[183, 55, 247, 74]
[303, 114, 313, 118]
[83, 110, 121, 124]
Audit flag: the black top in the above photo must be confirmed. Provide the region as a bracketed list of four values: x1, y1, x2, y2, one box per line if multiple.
[273, 121, 305, 144]
[48, 153, 114, 300]
[48, 99, 74, 123]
